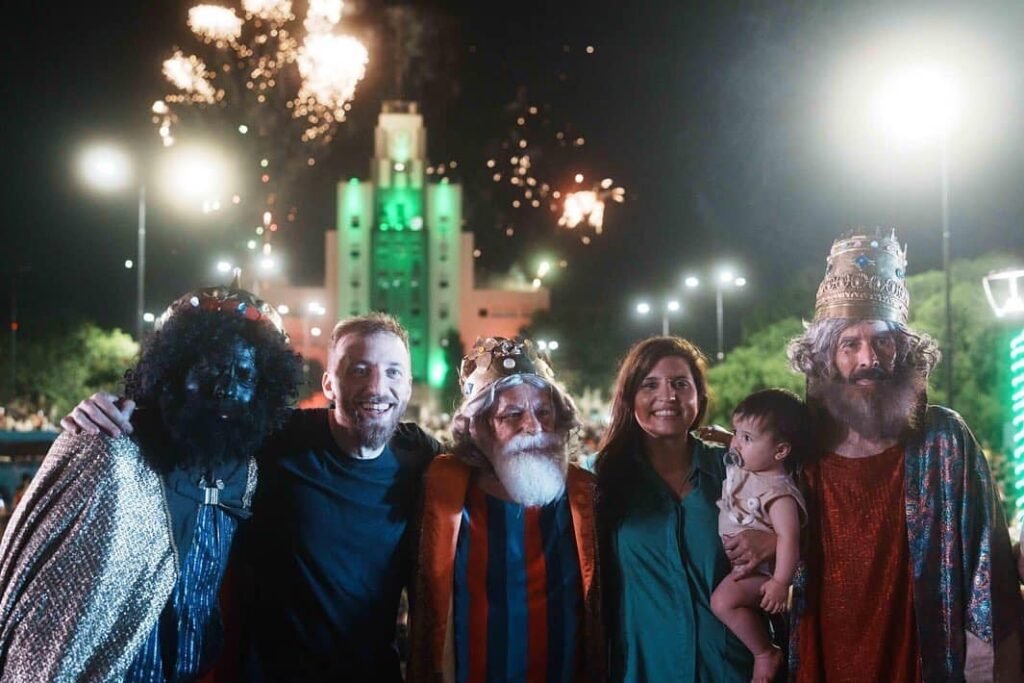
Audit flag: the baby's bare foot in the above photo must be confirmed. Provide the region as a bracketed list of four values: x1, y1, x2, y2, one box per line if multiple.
[751, 646, 783, 683]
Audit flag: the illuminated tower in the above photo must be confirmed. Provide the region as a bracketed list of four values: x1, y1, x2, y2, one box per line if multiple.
[334, 101, 462, 389]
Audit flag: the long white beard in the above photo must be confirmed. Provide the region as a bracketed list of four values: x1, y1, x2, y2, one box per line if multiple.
[491, 432, 568, 507]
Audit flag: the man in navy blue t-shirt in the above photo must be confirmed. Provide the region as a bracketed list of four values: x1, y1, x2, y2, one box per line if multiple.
[62, 313, 441, 682]
[247, 313, 441, 681]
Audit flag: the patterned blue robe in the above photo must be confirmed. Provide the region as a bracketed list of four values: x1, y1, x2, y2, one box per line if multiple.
[789, 406, 1023, 681]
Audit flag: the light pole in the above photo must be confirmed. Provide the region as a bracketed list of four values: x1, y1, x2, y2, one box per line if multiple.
[636, 299, 680, 336]
[872, 64, 961, 407]
[685, 270, 746, 361]
[77, 142, 232, 341]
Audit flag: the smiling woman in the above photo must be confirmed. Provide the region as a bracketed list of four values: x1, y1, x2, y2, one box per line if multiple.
[595, 336, 775, 683]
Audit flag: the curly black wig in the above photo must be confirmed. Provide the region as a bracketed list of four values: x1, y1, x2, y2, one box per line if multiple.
[124, 307, 303, 472]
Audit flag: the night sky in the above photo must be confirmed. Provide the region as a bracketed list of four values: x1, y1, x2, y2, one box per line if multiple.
[3, 1, 1024, 359]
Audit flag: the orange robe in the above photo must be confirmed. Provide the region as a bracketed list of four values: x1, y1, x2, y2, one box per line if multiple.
[796, 446, 921, 682]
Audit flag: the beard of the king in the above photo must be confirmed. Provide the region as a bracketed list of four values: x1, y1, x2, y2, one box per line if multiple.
[810, 362, 926, 443]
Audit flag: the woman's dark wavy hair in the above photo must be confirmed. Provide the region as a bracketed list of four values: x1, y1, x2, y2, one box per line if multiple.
[595, 336, 711, 530]
[123, 308, 302, 470]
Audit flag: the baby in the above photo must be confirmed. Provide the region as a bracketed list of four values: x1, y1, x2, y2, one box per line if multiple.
[710, 388, 809, 683]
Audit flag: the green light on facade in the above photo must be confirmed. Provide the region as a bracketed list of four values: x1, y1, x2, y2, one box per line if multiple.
[344, 178, 362, 215]
[434, 182, 454, 217]
[429, 357, 448, 388]
[1010, 329, 1024, 515]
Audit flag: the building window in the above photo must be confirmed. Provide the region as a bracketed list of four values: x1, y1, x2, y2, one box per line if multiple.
[350, 280, 360, 288]
[350, 216, 360, 228]
[478, 308, 488, 317]
[439, 280, 449, 289]
[350, 250, 360, 259]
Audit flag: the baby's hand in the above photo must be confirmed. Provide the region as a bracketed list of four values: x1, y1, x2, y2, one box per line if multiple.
[759, 578, 790, 614]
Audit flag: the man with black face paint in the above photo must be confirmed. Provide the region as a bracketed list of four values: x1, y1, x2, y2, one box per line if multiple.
[62, 312, 442, 682]
[0, 284, 301, 682]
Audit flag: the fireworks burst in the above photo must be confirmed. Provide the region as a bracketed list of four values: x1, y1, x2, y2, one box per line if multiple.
[153, 0, 368, 263]
[479, 49, 626, 251]
[558, 177, 625, 234]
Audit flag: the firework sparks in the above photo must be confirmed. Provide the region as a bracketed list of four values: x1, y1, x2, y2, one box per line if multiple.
[296, 33, 368, 139]
[479, 49, 626, 248]
[304, 0, 343, 33]
[241, 0, 293, 22]
[154, 0, 368, 267]
[558, 179, 624, 235]
[162, 51, 219, 104]
[188, 5, 243, 44]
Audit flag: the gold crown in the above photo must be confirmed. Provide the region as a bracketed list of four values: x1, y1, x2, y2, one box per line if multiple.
[459, 337, 555, 401]
[814, 229, 909, 324]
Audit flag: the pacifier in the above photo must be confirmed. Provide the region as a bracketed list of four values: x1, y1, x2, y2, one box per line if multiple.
[725, 448, 744, 469]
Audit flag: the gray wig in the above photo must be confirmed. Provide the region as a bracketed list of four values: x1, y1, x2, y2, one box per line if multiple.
[787, 318, 941, 381]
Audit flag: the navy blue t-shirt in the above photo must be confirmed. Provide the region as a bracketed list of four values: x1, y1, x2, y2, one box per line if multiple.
[244, 409, 440, 682]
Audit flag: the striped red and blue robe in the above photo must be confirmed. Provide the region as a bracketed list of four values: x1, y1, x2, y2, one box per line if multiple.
[408, 455, 606, 683]
[452, 485, 581, 683]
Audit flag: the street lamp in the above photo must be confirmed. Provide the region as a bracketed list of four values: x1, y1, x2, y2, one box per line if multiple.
[871, 64, 962, 408]
[714, 270, 746, 361]
[77, 142, 232, 341]
[683, 270, 746, 361]
[636, 299, 681, 336]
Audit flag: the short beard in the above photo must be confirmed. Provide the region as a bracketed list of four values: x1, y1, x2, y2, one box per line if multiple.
[811, 365, 925, 442]
[490, 432, 568, 507]
[151, 394, 268, 472]
[342, 395, 404, 451]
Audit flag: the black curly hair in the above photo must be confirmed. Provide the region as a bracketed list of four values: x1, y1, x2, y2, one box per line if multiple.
[124, 307, 302, 472]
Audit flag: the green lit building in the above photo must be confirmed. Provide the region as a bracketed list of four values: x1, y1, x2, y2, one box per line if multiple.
[333, 101, 462, 391]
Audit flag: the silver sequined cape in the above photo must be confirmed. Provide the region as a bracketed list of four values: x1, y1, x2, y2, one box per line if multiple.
[1, 433, 183, 682]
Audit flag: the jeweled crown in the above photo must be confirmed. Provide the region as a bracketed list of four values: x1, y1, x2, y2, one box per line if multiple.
[459, 336, 555, 401]
[155, 269, 288, 340]
[814, 229, 909, 324]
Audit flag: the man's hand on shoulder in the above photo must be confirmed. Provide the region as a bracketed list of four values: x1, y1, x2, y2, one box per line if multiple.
[60, 392, 136, 438]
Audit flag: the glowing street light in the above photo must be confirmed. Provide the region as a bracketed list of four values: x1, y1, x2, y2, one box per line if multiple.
[871, 63, 962, 407]
[77, 143, 147, 342]
[78, 141, 233, 341]
[216, 260, 233, 274]
[684, 268, 746, 360]
[637, 299, 681, 336]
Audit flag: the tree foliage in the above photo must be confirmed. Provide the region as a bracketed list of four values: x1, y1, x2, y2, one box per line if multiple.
[0, 321, 138, 421]
[706, 317, 806, 427]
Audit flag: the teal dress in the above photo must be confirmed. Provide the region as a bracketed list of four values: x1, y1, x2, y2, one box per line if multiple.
[605, 437, 752, 682]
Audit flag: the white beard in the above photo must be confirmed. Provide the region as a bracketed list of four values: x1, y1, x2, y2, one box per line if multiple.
[491, 432, 568, 507]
